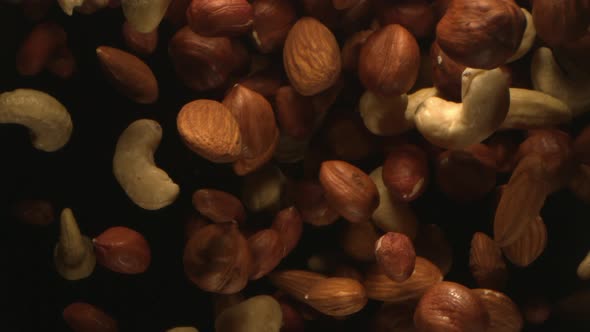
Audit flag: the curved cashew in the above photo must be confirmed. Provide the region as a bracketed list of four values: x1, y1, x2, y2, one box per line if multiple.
[54, 208, 96, 280]
[501, 88, 572, 129]
[121, 0, 172, 33]
[0, 89, 72, 152]
[113, 119, 180, 210]
[415, 68, 510, 149]
[531, 47, 590, 116]
[506, 8, 536, 63]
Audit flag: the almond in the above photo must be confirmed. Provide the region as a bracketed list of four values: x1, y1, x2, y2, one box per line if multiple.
[63, 302, 118, 332]
[473, 288, 524, 332]
[375, 232, 416, 283]
[93, 226, 151, 274]
[469, 232, 508, 290]
[96, 46, 158, 104]
[304, 277, 368, 316]
[248, 229, 284, 280]
[283, 17, 341, 96]
[192, 189, 246, 224]
[502, 216, 547, 267]
[269, 270, 327, 302]
[271, 206, 303, 257]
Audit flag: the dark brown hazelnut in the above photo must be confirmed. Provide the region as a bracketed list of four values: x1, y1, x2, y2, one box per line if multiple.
[376, 0, 436, 39]
[533, 0, 590, 47]
[187, 0, 253, 37]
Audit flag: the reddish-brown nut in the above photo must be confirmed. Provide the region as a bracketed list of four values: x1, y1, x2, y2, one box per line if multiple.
[436, 0, 526, 69]
[502, 216, 547, 267]
[469, 232, 508, 290]
[301, 0, 339, 30]
[414, 281, 490, 332]
[122, 22, 158, 55]
[304, 277, 368, 316]
[382, 144, 429, 202]
[340, 221, 380, 262]
[275, 86, 316, 140]
[192, 189, 246, 224]
[487, 132, 520, 173]
[375, 232, 416, 283]
[341, 30, 373, 73]
[177, 99, 242, 163]
[63, 302, 118, 332]
[414, 224, 453, 276]
[93, 226, 151, 274]
[324, 113, 375, 161]
[283, 17, 341, 96]
[165, 0, 191, 27]
[183, 223, 251, 294]
[96, 46, 159, 104]
[319, 160, 379, 223]
[376, 0, 436, 39]
[16, 22, 67, 76]
[339, 0, 374, 35]
[187, 0, 253, 37]
[13, 199, 54, 225]
[359, 24, 420, 96]
[251, 0, 297, 53]
[332, 0, 359, 10]
[184, 214, 209, 242]
[248, 228, 284, 280]
[292, 180, 340, 226]
[473, 288, 524, 332]
[430, 40, 466, 102]
[574, 125, 590, 165]
[271, 207, 303, 257]
[515, 129, 573, 164]
[532, 0, 590, 47]
[278, 299, 305, 332]
[46, 46, 76, 79]
[238, 68, 283, 98]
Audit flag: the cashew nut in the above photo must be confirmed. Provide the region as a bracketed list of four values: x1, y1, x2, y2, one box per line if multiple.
[531, 47, 590, 116]
[0, 89, 73, 152]
[121, 0, 172, 33]
[113, 119, 180, 210]
[506, 8, 536, 63]
[501, 88, 572, 129]
[215, 295, 282, 332]
[54, 208, 96, 280]
[415, 68, 510, 149]
[58, 0, 108, 15]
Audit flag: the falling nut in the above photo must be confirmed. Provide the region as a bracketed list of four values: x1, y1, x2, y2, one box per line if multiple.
[248, 228, 284, 280]
[192, 189, 246, 224]
[241, 165, 286, 213]
[375, 232, 416, 283]
[54, 208, 96, 280]
[469, 232, 508, 290]
[473, 288, 524, 332]
[382, 144, 429, 202]
[93, 226, 151, 274]
[122, 22, 158, 55]
[304, 277, 368, 316]
[63, 302, 118, 332]
[502, 216, 548, 267]
[271, 207, 303, 257]
[121, 0, 172, 33]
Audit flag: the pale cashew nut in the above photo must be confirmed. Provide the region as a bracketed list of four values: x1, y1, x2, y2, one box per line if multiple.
[414, 68, 510, 149]
[506, 8, 536, 63]
[113, 119, 180, 210]
[0, 89, 72, 152]
[501, 88, 572, 129]
[121, 0, 172, 33]
[54, 208, 96, 280]
[216, 295, 282, 332]
[531, 47, 590, 116]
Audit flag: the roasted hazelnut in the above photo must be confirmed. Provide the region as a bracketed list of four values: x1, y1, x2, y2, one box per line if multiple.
[376, 0, 436, 39]
[375, 232, 416, 282]
[187, 0, 253, 37]
[382, 144, 429, 202]
[533, 0, 590, 47]
[341, 30, 373, 72]
[251, 0, 297, 53]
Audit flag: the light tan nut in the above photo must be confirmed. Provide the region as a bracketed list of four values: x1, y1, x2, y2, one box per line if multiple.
[54, 208, 96, 280]
[121, 0, 172, 33]
[500, 88, 572, 129]
[58, 0, 109, 15]
[215, 295, 282, 332]
[506, 8, 536, 63]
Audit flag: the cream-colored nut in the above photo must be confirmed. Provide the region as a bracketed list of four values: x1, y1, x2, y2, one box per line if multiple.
[0, 89, 72, 152]
[121, 0, 172, 33]
[54, 208, 96, 280]
[415, 67, 510, 149]
[531, 47, 590, 116]
[167, 328, 199, 332]
[359, 88, 437, 136]
[215, 295, 282, 332]
[506, 8, 535, 63]
[113, 119, 180, 210]
[500, 88, 572, 129]
[58, 0, 108, 15]
[577, 250, 590, 280]
[242, 164, 286, 212]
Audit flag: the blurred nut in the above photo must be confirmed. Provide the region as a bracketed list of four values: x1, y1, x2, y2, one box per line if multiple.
[473, 289, 524, 332]
[241, 165, 286, 212]
[304, 277, 368, 316]
[502, 216, 547, 267]
[532, 0, 590, 46]
[414, 224, 453, 276]
[248, 229, 284, 280]
[341, 30, 373, 72]
[216, 295, 282, 332]
[275, 86, 316, 140]
[192, 189, 246, 224]
[122, 21, 158, 55]
[324, 113, 375, 161]
[16, 22, 66, 76]
[292, 180, 340, 226]
[63, 302, 118, 332]
[376, 0, 436, 39]
[271, 206, 303, 257]
[93, 226, 151, 274]
[13, 199, 54, 225]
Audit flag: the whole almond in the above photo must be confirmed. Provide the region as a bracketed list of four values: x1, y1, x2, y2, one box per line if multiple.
[251, 0, 297, 53]
[177, 99, 242, 163]
[122, 21, 158, 55]
[375, 232, 416, 283]
[248, 228, 284, 280]
[93, 226, 151, 274]
[275, 86, 316, 140]
[340, 221, 380, 262]
[364, 257, 442, 303]
[271, 206, 303, 257]
[187, 0, 253, 37]
[16, 22, 67, 76]
[469, 232, 508, 290]
[269, 270, 327, 302]
[96, 46, 158, 104]
[319, 160, 379, 223]
[283, 17, 341, 96]
[192, 189, 246, 224]
[304, 277, 368, 316]
[382, 144, 429, 202]
[502, 216, 547, 267]
[63, 302, 118, 332]
[473, 288, 524, 332]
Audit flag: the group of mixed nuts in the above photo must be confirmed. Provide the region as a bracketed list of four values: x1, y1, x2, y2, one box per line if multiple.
[3, 0, 590, 331]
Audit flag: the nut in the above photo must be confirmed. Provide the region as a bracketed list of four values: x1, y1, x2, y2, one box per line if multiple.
[93, 226, 151, 274]
[121, 0, 171, 33]
[340, 221, 380, 262]
[177, 99, 242, 163]
[472, 289, 524, 332]
[414, 224, 453, 275]
[122, 21, 158, 55]
[304, 277, 368, 316]
[53, 208, 96, 280]
[574, 125, 590, 165]
[358, 24, 420, 96]
[375, 232, 416, 283]
[251, 0, 297, 53]
[506, 8, 536, 63]
[532, 0, 590, 47]
[13, 199, 54, 225]
[241, 164, 286, 212]
[436, 0, 525, 69]
[283, 17, 341, 96]
[248, 229, 284, 280]
[164, 0, 191, 27]
[487, 133, 519, 173]
[96, 46, 159, 104]
[341, 30, 373, 73]
[215, 295, 282, 332]
[167, 328, 199, 332]
[16, 22, 66, 76]
[376, 0, 436, 39]
[46, 46, 77, 79]
[502, 216, 547, 267]
[192, 189, 246, 224]
[184, 214, 209, 242]
[238, 68, 283, 98]
[269, 269, 327, 302]
[113, 119, 180, 210]
[430, 40, 465, 102]
[63, 302, 118, 332]
[213, 293, 245, 318]
[183, 223, 251, 294]
[271, 206, 303, 257]
[501, 88, 572, 130]
[291, 180, 340, 226]
[319, 160, 380, 223]
[469, 232, 508, 290]
[187, 0, 253, 37]
[414, 281, 490, 332]
[382, 144, 429, 202]
[275, 86, 316, 140]
[276, 299, 305, 332]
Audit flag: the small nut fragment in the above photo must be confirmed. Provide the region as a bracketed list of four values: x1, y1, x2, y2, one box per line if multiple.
[63, 302, 118, 332]
[382, 144, 429, 202]
[192, 189, 246, 224]
[472, 288, 524, 332]
[215, 295, 282, 332]
[375, 232, 416, 283]
[469, 232, 508, 290]
[54, 208, 96, 280]
[304, 277, 368, 316]
[122, 22, 158, 55]
[121, 0, 172, 33]
[248, 229, 284, 280]
[502, 216, 547, 267]
[93, 226, 151, 274]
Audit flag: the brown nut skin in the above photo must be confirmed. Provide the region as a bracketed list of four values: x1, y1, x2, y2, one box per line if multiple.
[251, 0, 297, 53]
[340, 221, 380, 262]
[183, 223, 251, 294]
[469, 232, 508, 290]
[248, 228, 284, 280]
[184, 214, 209, 242]
[430, 40, 466, 102]
[192, 189, 246, 224]
[93, 227, 151, 274]
[271, 206, 303, 257]
[502, 216, 547, 267]
[122, 22, 158, 55]
[187, 0, 253, 37]
[275, 86, 316, 140]
[382, 144, 429, 202]
[375, 232, 416, 283]
[177, 99, 242, 163]
[341, 30, 373, 73]
[533, 0, 590, 47]
[16, 22, 66, 76]
[165, 0, 191, 27]
[319, 160, 379, 223]
[473, 289, 524, 332]
[13, 199, 54, 225]
[47, 46, 77, 79]
[414, 281, 490, 332]
[515, 129, 573, 164]
[292, 180, 340, 226]
[359, 24, 420, 96]
[304, 277, 368, 316]
[436, 0, 526, 69]
[371, 303, 416, 332]
[283, 17, 341, 96]
[375, 0, 436, 39]
[63, 302, 118, 332]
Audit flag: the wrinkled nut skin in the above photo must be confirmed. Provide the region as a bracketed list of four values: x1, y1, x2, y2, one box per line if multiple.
[16, 22, 67, 76]
[532, 0, 590, 47]
[93, 226, 151, 274]
[13, 199, 54, 225]
[502, 216, 547, 267]
[192, 189, 246, 224]
[292, 180, 340, 226]
[414, 281, 490, 332]
[275, 86, 316, 140]
[319, 160, 379, 223]
[283, 17, 341, 96]
[183, 223, 251, 294]
[177, 99, 242, 163]
[304, 277, 368, 316]
[251, 0, 297, 53]
[63, 302, 118, 332]
[341, 221, 380, 262]
[187, 0, 253, 37]
[375, 232, 416, 283]
[359, 24, 420, 96]
[271, 206, 303, 257]
[382, 144, 429, 202]
[436, 0, 526, 69]
[122, 22, 158, 55]
[430, 40, 465, 102]
[376, 0, 436, 39]
[248, 229, 284, 280]
[469, 232, 508, 290]
[473, 289, 524, 332]
[341, 30, 373, 73]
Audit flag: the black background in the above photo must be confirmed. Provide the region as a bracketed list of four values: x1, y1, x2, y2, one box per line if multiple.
[1, 3, 590, 332]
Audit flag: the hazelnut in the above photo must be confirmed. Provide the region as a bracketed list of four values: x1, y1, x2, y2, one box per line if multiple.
[251, 0, 297, 53]
[532, 0, 590, 46]
[375, 232, 416, 283]
[376, 0, 436, 39]
[187, 0, 253, 37]
[382, 144, 429, 202]
[291, 180, 340, 226]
